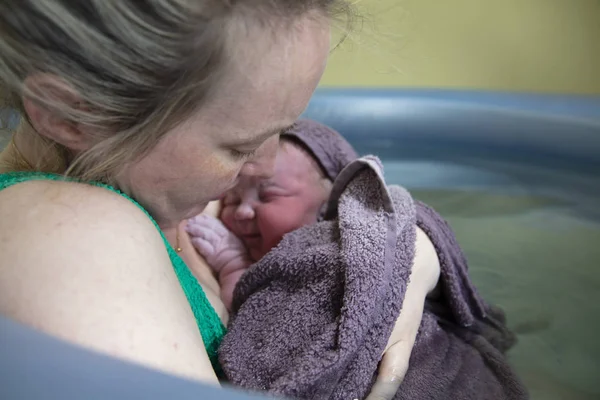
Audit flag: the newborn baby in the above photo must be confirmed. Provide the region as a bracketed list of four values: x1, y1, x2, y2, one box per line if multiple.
[186, 120, 526, 400]
[187, 131, 338, 310]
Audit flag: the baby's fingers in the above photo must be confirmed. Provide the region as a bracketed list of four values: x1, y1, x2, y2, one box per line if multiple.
[188, 214, 229, 236]
[364, 340, 410, 400]
[186, 225, 223, 253]
[186, 220, 206, 237]
[190, 237, 216, 258]
[186, 218, 222, 238]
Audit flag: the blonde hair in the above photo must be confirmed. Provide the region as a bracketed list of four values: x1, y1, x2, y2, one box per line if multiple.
[0, 0, 353, 184]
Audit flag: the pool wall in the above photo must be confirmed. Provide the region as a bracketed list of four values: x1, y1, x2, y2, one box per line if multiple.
[302, 89, 600, 176]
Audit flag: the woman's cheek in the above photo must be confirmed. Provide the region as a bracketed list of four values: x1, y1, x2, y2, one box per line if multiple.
[203, 153, 243, 184]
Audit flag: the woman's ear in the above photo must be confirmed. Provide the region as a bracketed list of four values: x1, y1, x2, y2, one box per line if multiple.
[22, 74, 95, 152]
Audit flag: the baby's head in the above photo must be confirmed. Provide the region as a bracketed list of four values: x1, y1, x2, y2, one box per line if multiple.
[220, 138, 332, 261]
[220, 120, 357, 261]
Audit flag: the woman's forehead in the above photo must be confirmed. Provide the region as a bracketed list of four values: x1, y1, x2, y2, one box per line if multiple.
[197, 15, 330, 147]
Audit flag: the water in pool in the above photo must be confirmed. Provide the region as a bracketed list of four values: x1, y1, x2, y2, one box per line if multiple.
[382, 159, 600, 400]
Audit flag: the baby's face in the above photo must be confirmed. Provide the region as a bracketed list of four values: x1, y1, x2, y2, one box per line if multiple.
[220, 141, 329, 261]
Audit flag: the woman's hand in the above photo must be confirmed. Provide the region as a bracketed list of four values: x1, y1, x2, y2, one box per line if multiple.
[365, 227, 441, 400]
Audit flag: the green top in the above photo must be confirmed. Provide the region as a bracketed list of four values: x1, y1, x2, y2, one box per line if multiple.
[0, 171, 226, 373]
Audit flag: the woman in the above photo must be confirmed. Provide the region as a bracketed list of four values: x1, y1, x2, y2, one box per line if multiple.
[0, 1, 439, 398]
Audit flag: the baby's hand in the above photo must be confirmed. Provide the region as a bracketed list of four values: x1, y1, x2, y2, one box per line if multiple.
[186, 214, 251, 311]
[186, 214, 250, 274]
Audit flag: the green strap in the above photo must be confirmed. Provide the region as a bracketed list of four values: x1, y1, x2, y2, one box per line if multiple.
[0, 171, 226, 373]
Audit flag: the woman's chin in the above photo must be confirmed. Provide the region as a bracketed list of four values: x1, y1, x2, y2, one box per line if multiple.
[183, 203, 210, 220]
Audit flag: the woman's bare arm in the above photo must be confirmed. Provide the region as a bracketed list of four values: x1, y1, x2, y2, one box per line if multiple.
[366, 226, 440, 400]
[0, 180, 219, 385]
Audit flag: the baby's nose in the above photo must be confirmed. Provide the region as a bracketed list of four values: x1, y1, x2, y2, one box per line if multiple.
[234, 202, 255, 221]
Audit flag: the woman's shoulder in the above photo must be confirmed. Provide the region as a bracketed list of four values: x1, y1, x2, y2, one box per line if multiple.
[0, 178, 220, 384]
[0, 175, 142, 211]
[0, 177, 155, 233]
[0, 178, 171, 293]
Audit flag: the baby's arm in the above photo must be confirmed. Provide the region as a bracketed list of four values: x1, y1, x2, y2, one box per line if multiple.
[186, 215, 252, 310]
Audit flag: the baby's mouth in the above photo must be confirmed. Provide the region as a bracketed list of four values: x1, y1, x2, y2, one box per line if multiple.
[241, 233, 261, 246]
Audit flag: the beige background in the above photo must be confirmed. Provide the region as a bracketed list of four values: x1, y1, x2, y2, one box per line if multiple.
[320, 0, 600, 94]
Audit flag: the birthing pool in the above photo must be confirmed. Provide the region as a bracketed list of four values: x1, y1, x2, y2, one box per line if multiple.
[385, 163, 599, 400]
[2, 89, 600, 399]
[303, 89, 600, 400]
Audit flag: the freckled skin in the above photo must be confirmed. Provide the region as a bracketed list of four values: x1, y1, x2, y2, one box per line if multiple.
[115, 17, 331, 230]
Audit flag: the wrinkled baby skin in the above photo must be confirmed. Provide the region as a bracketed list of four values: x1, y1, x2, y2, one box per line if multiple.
[187, 140, 331, 309]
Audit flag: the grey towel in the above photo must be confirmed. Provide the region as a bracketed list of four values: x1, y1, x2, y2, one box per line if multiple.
[281, 119, 359, 182]
[219, 157, 528, 400]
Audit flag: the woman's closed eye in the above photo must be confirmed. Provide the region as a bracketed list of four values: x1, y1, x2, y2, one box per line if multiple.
[229, 148, 258, 160]
[228, 127, 289, 161]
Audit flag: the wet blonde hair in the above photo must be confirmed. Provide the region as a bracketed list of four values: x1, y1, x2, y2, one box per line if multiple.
[0, 0, 353, 184]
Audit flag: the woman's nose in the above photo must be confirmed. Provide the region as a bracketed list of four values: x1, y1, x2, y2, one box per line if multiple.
[234, 202, 255, 221]
[240, 135, 279, 179]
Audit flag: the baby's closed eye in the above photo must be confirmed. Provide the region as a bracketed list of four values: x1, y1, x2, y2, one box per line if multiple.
[259, 188, 287, 202]
[258, 192, 277, 202]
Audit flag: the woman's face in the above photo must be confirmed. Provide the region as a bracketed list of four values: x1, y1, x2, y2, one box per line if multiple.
[116, 16, 330, 228]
